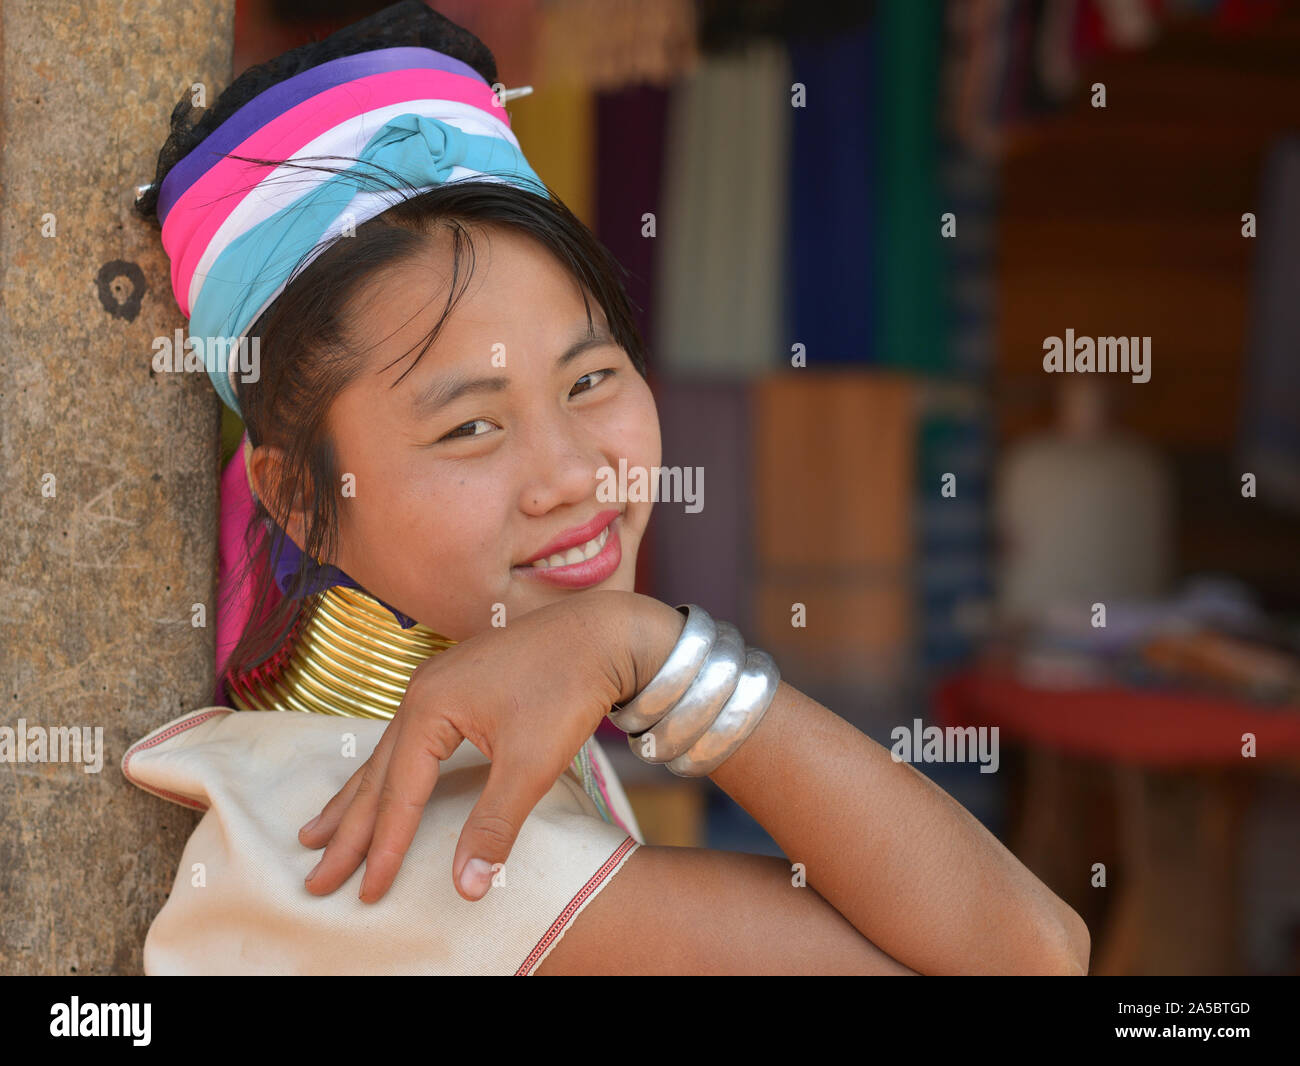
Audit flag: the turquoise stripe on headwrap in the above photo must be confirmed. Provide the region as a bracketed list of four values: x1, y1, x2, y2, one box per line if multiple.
[187, 112, 547, 413]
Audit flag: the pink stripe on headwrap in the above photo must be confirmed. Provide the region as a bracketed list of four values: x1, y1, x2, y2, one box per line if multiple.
[162, 68, 508, 316]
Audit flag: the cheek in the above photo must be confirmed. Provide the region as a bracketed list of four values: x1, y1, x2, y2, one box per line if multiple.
[335, 466, 501, 601]
[332, 452, 438, 569]
[388, 466, 505, 568]
[609, 378, 662, 466]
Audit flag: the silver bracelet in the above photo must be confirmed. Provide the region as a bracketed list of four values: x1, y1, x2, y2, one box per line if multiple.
[666, 647, 780, 778]
[628, 621, 746, 764]
[608, 604, 715, 734]
[608, 602, 780, 777]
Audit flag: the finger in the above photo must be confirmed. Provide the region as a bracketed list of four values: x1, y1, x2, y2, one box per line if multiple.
[303, 721, 404, 895]
[357, 716, 464, 903]
[298, 719, 402, 848]
[298, 759, 367, 849]
[451, 747, 556, 902]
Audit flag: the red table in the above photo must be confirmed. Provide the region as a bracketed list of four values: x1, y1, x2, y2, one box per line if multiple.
[936, 670, 1300, 974]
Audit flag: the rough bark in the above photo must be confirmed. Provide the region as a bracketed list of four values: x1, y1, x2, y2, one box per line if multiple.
[0, 0, 234, 974]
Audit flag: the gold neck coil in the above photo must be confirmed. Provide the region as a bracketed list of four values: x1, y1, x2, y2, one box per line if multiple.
[227, 586, 457, 719]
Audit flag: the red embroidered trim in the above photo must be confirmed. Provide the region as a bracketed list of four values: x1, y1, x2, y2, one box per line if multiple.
[516, 834, 639, 976]
[120, 708, 233, 811]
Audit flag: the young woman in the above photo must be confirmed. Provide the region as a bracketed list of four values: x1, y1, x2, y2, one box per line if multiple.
[130, 1, 1089, 975]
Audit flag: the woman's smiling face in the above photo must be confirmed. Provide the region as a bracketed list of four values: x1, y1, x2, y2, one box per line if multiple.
[302, 223, 661, 640]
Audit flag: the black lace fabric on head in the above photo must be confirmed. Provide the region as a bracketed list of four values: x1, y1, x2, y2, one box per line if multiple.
[134, 0, 499, 225]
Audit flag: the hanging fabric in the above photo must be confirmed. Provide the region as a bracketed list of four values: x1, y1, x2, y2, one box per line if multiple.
[535, 0, 699, 90]
[785, 19, 876, 365]
[875, 0, 945, 372]
[653, 40, 793, 378]
[594, 85, 671, 359]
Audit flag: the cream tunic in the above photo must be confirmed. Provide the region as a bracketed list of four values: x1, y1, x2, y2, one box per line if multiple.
[122, 706, 643, 975]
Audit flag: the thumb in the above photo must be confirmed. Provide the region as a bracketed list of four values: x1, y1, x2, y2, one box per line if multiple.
[453, 755, 550, 901]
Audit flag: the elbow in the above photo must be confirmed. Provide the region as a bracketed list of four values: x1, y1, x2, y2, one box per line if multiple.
[1040, 906, 1091, 976]
[1000, 901, 1091, 976]
[1065, 907, 1092, 975]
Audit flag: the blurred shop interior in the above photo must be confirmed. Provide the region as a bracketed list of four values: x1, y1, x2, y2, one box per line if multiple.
[221, 0, 1300, 974]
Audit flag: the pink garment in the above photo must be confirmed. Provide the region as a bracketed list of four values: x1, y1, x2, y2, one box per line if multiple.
[215, 434, 279, 705]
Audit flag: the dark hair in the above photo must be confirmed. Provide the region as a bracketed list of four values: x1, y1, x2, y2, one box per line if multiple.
[136, 1, 649, 685]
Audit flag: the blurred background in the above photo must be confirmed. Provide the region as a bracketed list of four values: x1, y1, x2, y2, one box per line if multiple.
[225, 0, 1300, 975]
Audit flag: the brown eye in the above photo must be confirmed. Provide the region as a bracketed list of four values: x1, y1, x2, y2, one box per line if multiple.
[570, 369, 614, 397]
[440, 419, 494, 442]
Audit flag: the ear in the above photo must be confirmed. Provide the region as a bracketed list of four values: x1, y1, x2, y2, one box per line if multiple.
[248, 444, 315, 552]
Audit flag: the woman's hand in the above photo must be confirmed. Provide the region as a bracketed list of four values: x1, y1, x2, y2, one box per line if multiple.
[296, 589, 658, 904]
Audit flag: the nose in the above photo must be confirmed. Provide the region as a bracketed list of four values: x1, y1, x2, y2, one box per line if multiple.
[515, 414, 607, 517]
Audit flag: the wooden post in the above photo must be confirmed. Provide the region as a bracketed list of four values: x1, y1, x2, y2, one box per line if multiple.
[0, 1, 234, 974]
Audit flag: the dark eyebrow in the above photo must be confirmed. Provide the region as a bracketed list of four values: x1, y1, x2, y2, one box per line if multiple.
[409, 322, 617, 419]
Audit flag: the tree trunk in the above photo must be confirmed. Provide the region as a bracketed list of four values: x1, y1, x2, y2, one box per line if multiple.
[0, 0, 234, 975]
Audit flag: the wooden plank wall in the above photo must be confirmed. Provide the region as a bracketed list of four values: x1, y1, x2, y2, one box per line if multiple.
[997, 12, 1300, 609]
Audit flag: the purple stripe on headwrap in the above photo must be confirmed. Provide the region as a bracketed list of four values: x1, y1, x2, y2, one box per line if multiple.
[272, 532, 419, 630]
[157, 46, 488, 223]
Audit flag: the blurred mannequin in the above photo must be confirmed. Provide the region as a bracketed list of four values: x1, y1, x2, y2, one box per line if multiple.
[994, 379, 1174, 616]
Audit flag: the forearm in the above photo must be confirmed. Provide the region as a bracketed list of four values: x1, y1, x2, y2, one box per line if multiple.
[622, 593, 1089, 976]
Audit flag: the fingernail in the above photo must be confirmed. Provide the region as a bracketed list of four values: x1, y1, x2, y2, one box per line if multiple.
[300, 814, 320, 834]
[460, 858, 493, 899]
[306, 860, 321, 883]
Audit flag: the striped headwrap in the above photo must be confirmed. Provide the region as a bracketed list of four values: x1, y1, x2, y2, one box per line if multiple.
[157, 45, 546, 414]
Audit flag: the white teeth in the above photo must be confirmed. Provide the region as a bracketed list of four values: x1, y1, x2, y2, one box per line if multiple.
[530, 525, 609, 569]
[582, 530, 605, 560]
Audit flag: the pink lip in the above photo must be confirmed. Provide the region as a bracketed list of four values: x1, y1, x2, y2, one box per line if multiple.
[518, 508, 621, 566]
[513, 514, 623, 589]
